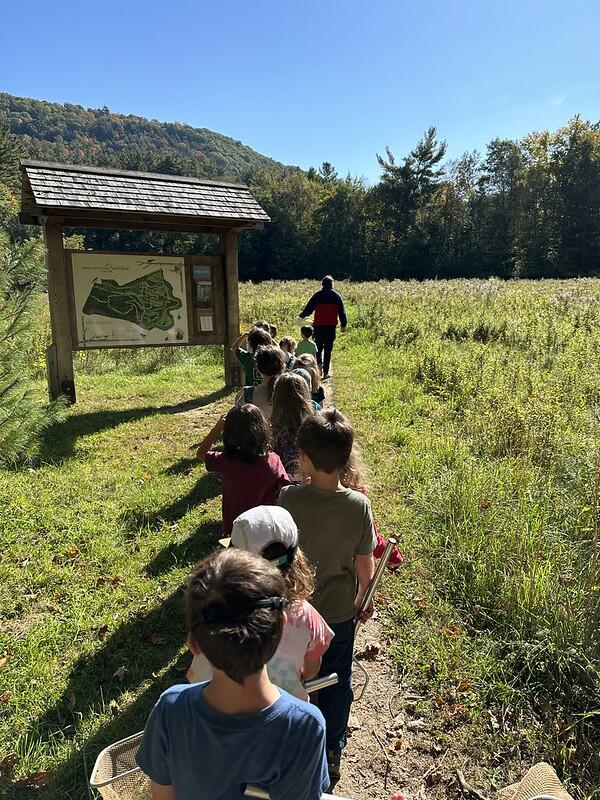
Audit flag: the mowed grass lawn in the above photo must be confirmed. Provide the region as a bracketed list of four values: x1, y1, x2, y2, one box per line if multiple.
[1, 280, 599, 799]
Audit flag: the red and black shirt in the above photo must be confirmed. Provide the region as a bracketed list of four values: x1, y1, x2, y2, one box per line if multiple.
[300, 287, 347, 327]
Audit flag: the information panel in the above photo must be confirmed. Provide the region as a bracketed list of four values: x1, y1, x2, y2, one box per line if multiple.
[71, 253, 189, 348]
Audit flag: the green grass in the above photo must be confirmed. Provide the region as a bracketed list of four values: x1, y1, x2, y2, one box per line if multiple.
[1, 279, 599, 798]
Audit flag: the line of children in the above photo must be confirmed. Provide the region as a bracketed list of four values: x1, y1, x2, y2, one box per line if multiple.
[187, 505, 334, 702]
[137, 318, 401, 798]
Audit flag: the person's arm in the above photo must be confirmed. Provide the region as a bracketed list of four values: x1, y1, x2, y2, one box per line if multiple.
[196, 414, 226, 460]
[150, 782, 176, 800]
[337, 293, 348, 330]
[231, 330, 249, 352]
[302, 655, 321, 681]
[354, 552, 375, 622]
[299, 292, 318, 319]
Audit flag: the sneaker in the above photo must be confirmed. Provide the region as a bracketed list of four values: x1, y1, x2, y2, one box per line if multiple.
[327, 749, 341, 785]
[323, 373, 331, 380]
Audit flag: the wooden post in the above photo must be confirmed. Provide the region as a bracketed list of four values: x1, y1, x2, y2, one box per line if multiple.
[221, 229, 242, 387]
[43, 220, 76, 403]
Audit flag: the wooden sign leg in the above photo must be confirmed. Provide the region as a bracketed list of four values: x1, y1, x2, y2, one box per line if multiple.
[221, 230, 242, 388]
[44, 221, 76, 404]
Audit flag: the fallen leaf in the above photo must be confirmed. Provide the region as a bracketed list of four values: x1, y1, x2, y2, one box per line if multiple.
[114, 665, 128, 682]
[65, 546, 79, 559]
[1, 691, 12, 702]
[441, 622, 461, 637]
[413, 598, 428, 609]
[479, 499, 492, 510]
[356, 641, 381, 660]
[111, 576, 123, 586]
[14, 771, 50, 788]
[95, 576, 108, 587]
[150, 633, 166, 645]
[394, 738, 404, 751]
[95, 624, 109, 640]
[456, 679, 471, 693]
[433, 695, 445, 708]
[67, 693, 76, 712]
[109, 699, 120, 716]
[0, 656, 8, 669]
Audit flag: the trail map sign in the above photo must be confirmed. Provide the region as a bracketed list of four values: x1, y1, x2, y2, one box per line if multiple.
[71, 253, 189, 348]
[19, 160, 270, 403]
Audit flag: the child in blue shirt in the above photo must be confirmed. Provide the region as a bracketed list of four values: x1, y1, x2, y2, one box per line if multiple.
[136, 549, 328, 800]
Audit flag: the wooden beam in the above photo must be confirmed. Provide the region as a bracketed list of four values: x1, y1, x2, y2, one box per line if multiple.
[44, 221, 76, 403]
[221, 230, 242, 388]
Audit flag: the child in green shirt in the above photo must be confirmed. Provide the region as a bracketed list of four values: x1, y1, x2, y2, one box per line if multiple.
[295, 325, 318, 358]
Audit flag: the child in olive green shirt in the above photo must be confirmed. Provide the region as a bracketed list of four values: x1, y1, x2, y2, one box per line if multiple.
[295, 325, 318, 358]
[278, 408, 376, 787]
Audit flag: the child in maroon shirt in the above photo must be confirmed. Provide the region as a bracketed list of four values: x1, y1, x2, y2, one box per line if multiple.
[197, 404, 290, 534]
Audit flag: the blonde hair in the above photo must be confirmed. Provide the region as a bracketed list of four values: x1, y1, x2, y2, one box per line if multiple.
[261, 542, 315, 606]
[340, 446, 370, 493]
[271, 372, 313, 442]
[295, 353, 320, 393]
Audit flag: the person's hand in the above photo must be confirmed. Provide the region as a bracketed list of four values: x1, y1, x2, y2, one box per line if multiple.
[355, 596, 374, 623]
[214, 413, 227, 433]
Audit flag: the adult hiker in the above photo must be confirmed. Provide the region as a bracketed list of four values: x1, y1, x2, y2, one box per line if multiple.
[298, 275, 347, 379]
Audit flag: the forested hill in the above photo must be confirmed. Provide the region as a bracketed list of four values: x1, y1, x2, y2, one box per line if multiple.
[0, 92, 283, 180]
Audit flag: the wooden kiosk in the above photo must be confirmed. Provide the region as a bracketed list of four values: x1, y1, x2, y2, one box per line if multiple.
[19, 160, 270, 403]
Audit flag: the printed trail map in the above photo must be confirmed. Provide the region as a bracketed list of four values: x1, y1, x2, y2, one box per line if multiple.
[83, 269, 183, 331]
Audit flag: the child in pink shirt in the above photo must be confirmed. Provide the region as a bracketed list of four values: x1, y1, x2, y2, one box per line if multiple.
[197, 405, 290, 534]
[187, 505, 334, 700]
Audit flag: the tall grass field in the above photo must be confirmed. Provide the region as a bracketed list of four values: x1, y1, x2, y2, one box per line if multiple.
[1, 279, 599, 799]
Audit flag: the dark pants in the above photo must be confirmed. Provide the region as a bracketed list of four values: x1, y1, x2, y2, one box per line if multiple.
[313, 326, 336, 376]
[316, 618, 355, 753]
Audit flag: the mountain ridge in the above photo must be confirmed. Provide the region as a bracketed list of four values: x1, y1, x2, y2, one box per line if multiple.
[0, 92, 285, 181]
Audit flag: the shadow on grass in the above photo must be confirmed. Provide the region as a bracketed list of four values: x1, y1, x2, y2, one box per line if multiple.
[38, 388, 233, 464]
[120, 472, 222, 536]
[29, 515, 222, 800]
[144, 519, 223, 577]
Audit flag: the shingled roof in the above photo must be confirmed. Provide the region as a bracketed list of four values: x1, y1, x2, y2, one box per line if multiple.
[19, 160, 270, 231]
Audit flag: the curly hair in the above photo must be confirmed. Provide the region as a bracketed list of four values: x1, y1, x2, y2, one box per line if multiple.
[340, 446, 370, 493]
[261, 542, 315, 606]
[223, 404, 272, 463]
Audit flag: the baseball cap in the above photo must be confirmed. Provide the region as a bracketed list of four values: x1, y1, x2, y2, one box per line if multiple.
[219, 506, 299, 568]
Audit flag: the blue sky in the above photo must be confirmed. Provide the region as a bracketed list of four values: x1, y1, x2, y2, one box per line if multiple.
[2, 0, 599, 182]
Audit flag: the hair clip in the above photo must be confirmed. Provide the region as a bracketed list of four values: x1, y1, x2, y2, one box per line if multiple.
[193, 596, 287, 627]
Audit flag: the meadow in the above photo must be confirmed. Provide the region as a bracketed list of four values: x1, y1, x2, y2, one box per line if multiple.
[1, 279, 599, 799]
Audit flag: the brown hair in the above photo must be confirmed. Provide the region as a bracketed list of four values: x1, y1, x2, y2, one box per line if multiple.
[261, 543, 315, 606]
[271, 372, 313, 442]
[254, 320, 271, 332]
[223, 404, 271, 463]
[255, 345, 285, 401]
[186, 549, 286, 685]
[300, 325, 314, 339]
[269, 324, 278, 339]
[295, 353, 320, 392]
[279, 337, 296, 354]
[247, 326, 272, 354]
[297, 408, 354, 474]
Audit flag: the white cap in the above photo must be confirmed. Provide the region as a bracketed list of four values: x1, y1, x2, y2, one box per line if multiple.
[220, 506, 298, 564]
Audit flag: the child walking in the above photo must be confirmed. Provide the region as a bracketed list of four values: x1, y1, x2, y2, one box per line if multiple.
[295, 325, 318, 358]
[295, 353, 326, 406]
[279, 337, 297, 370]
[136, 548, 329, 800]
[197, 404, 289, 534]
[231, 326, 273, 386]
[271, 372, 315, 480]
[237, 345, 285, 421]
[187, 506, 334, 701]
[278, 409, 377, 787]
